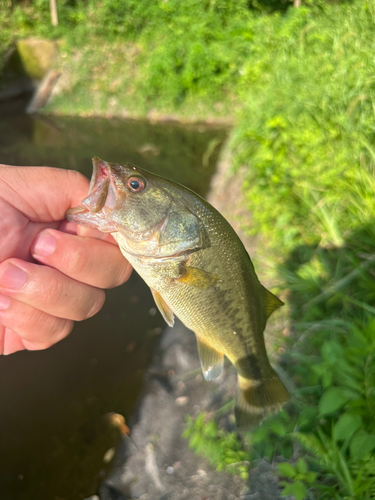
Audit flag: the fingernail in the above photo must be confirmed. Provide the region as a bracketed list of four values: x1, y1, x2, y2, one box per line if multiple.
[33, 232, 56, 257]
[0, 264, 27, 289]
[0, 293, 10, 310]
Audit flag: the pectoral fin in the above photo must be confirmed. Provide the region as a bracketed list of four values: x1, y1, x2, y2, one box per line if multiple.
[196, 337, 224, 380]
[262, 285, 284, 318]
[176, 265, 222, 289]
[151, 289, 175, 327]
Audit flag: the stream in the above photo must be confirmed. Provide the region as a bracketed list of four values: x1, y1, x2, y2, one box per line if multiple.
[0, 96, 228, 500]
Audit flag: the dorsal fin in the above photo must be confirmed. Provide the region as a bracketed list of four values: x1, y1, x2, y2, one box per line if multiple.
[262, 285, 284, 318]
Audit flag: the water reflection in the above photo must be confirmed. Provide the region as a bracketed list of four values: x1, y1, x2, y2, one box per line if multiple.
[0, 99, 228, 500]
[0, 104, 227, 198]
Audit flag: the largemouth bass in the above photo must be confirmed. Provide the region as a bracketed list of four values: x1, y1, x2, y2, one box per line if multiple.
[66, 157, 289, 428]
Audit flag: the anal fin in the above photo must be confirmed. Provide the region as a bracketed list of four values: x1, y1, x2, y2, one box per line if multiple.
[151, 289, 175, 327]
[196, 337, 224, 380]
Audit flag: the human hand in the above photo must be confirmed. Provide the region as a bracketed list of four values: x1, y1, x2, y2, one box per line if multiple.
[0, 165, 132, 355]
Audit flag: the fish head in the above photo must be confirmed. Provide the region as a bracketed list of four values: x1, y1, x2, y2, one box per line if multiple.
[66, 157, 201, 257]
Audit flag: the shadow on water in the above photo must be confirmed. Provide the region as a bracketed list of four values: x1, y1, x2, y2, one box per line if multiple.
[0, 98, 229, 500]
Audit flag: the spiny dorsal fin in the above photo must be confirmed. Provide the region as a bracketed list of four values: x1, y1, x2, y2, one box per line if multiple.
[196, 336, 224, 381]
[262, 285, 284, 319]
[151, 289, 175, 327]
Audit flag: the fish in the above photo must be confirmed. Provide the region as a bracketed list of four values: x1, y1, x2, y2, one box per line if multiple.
[66, 157, 290, 428]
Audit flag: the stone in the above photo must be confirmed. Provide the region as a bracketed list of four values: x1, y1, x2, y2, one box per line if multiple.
[16, 38, 58, 80]
[175, 396, 189, 406]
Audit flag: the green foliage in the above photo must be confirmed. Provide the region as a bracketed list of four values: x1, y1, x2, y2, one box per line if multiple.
[0, 0, 256, 116]
[274, 173, 375, 498]
[278, 459, 317, 500]
[183, 165, 375, 498]
[3, 0, 372, 128]
[232, 2, 375, 250]
[0, 6, 14, 77]
[182, 412, 250, 479]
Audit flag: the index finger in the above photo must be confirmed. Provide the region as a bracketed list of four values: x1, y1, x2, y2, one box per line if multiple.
[0, 166, 89, 222]
[58, 219, 118, 244]
[31, 229, 132, 289]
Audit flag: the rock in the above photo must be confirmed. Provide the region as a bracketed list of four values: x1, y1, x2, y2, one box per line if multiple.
[16, 38, 58, 80]
[246, 460, 284, 499]
[145, 443, 164, 491]
[175, 396, 189, 406]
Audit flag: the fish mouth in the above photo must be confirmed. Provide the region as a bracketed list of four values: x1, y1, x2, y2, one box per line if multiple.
[83, 157, 120, 214]
[66, 158, 168, 238]
[66, 157, 122, 230]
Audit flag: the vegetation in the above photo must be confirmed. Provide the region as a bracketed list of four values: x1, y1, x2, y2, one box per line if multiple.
[2, 0, 375, 497]
[183, 166, 375, 499]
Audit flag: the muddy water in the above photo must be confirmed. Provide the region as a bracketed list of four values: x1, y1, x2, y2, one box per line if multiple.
[0, 99, 228, 500]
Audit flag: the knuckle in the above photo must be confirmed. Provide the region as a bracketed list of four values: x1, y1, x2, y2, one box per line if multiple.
[78, 290, 105, 320]
[53, 319, 74, 343]
[63, 248, 90, 278]
[38, 319, 74, 349]
[107, 260, 132, 289]
[47, 274, 65, 302]
[67, 170, 89, 192]
[26, 306, 48, 334]
[37, 337, 55, 349]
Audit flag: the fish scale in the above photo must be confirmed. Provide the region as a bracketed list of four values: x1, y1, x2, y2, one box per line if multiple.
[66, 157, 290, 428]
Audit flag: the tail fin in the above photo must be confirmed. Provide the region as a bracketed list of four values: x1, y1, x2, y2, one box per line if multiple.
[235, 373, 290, 430]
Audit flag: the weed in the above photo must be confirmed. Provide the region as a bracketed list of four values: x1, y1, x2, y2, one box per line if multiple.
[182, 413, 250, 479]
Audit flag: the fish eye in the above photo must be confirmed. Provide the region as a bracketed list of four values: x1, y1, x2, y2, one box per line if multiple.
[127, 177, 146, 192]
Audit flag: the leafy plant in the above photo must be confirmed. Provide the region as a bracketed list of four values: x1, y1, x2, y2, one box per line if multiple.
[278, 458, 317, 500]
[182, 412, 250, 479]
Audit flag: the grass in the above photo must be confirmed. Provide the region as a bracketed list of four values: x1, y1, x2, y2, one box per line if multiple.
[232, 1, 375, 250]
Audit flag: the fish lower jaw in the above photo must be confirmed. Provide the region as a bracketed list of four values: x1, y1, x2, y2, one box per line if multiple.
[114, 234, 192, 262]
[65, 206, 118, 232]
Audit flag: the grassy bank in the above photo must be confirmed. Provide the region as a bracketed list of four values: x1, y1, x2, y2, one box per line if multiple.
[2, 0, 375, 497]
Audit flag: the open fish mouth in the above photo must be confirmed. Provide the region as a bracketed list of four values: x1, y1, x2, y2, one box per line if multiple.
[83, 157, 121, 214]
[66, 157, 121, 231]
